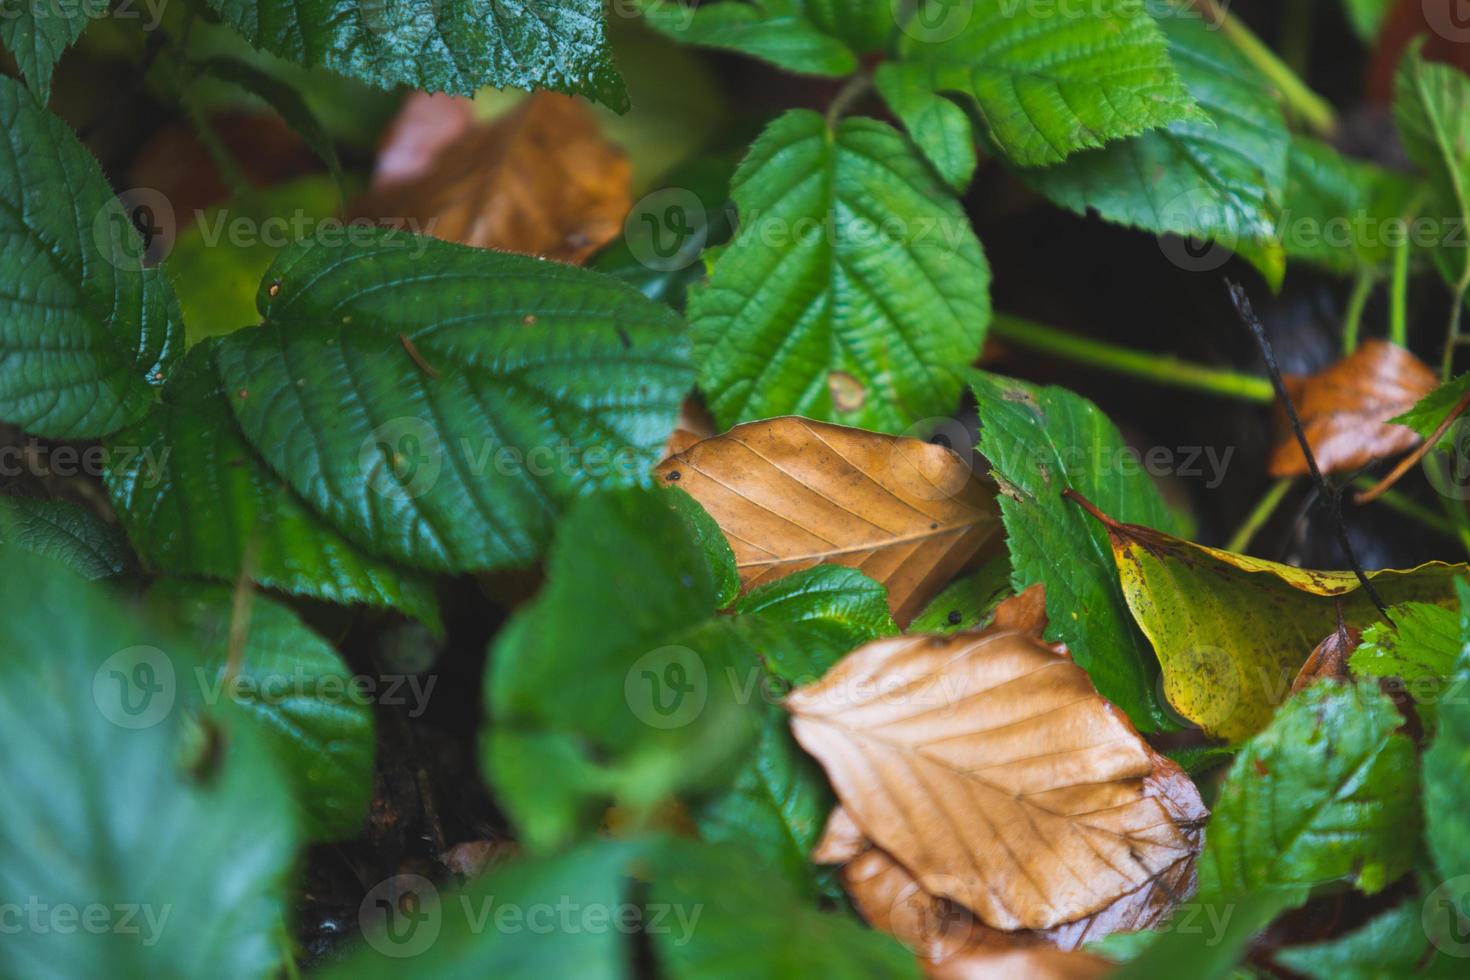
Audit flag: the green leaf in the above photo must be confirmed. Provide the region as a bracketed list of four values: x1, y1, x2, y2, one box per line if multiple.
[1020, 1, 1288, 287]
[969, 370, 1180, 731]
[1274, 899, 1450, 980]
[1086, 506, 1470, 742]
[322, 839, 644, 975]
[0, 0, 88, 102]
[1352, 600, 1466, 694]
[146, 580, 376, 841]
[691, 709, 836, 895]
[1391, 371, 1470, 449]
[895, 0, 1196, 167]
[667, 487, 741, 608]
[1423, 618, 1470, 890]
[647, 839, 920, 978]
[733, 564, 899, 648]
[695, 565, 896, 892]
[484, 488, 761, 850]
[196, 57, 344, 201]
[0, 76, 180, 438]
[691, 110, 991, 432]
[638, 0, 858, 76]
[0, 497, 129, 580]
[212, 230, 691, 574]
[804, 0, 893, 54]
[0, 546, 297, 977]
[1277, 135, 1418, 275]
[1199, 681, 1419, 900]
[874, 62, 978, 191]
[1395, 43, 1470, 294]
[105, 343, 441, 627]
[207, 0, 628, 107]
[906, 554, 1012, 633]
[1343, 0, 1392, 44]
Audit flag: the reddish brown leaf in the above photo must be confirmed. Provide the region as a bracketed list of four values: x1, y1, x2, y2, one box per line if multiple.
[1269, 340, 1437, 477]
[1290, 621, 1362, 695]
[355, 93, 631, 264]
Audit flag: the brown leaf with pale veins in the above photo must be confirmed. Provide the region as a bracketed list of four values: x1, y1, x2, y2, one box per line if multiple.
[787, 629, 1205, 931]
[655, 417, 1001, 626]
[355, 92, 630, 264]
[1270, 339, 1437, 477]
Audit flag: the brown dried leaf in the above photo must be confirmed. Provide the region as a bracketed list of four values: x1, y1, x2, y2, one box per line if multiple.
[1270, 340, 1437, 477]
[990, 584, 1049, 640]
[655, 417, 1001, 626]
[1290, 621, 1361, 694]
[355, 92, 631, 264]
[787, 630, 1205, 931]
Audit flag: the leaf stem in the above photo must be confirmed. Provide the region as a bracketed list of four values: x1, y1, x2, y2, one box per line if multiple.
[1226, 477, 1295, 553]
[989, 313, 1276, 402]
[1341, 270, 1374, 353]
[1443, 271, 1470, 380]
[1185, 0, 1337, 136]
[1351, 476, 1462, 540]
[1389, 232, 1410, 347]
[824, 73, 873, 131]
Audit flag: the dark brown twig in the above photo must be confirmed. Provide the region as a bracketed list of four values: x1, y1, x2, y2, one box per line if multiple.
[1226, 280, 1394, 624]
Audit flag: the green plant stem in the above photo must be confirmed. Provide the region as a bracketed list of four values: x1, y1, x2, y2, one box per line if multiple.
[1389, 233, 1410, 347]
[1280, 0, 1315, 77]
[824, 73, 873, 130]
[990, 313, 1276, 402]
[1227, 477, 1295, 552]
[1186, 0, 1336, 136]
[1444, 272, 1470, 380]
[1341, 271, 1374, 353]
[1352, 475, 1464, 543]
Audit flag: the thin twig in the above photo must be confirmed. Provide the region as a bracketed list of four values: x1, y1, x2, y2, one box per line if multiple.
[1227, 280, 1394, 623]
[1355, 388, 1470, 503]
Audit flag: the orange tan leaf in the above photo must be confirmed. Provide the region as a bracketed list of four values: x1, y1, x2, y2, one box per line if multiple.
[655, 417, 1001, 626]
[1270, 339, 1437, 477]
[787, 630, 1204, 930]
[355, 92, 630, 264]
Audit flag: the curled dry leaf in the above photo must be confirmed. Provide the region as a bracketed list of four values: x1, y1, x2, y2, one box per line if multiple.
[355, 92, 630, 264]
[1290, 621, 1361, 695]
[786, 629, 1206, 932]
[1269, 339, 1437, 477]
[655, 417, 1001, 625]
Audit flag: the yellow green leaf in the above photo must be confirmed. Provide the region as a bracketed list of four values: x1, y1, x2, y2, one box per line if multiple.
[1071, 492, 1468, 741]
